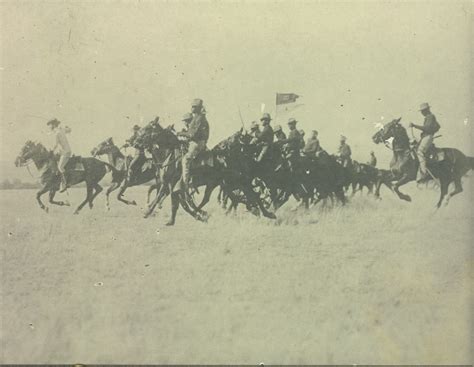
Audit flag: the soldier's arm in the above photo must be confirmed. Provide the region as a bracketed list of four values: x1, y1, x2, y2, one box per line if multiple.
[182, 117, 202, 139]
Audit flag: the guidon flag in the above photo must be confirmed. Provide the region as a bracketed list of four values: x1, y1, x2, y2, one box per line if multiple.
[276, 93, 300, 105]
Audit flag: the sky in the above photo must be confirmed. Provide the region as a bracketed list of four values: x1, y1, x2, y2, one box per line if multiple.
[0, 0, 472, 180]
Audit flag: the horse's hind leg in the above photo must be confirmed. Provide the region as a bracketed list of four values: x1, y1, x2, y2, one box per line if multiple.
[117, 182, 136, 206]
[436, 179, 449, 209]
[49, 190, 69, 207]
[36, 186, 51, 213]
[442, 177, 462, 207]
[393, 174, 412, 202]
[88, 183, 103, 209]
[74, 185, 93, 214]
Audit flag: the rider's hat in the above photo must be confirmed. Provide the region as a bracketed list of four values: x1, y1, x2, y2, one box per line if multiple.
[47, 118, 61, 127]
[419, 102, 430, 111]
[299, 129, 305, 136]
[287, 118, 297, 126]
[133, 124, 141, 131]
[260, 112, 272, 121]
[192, 98, 203, 107]
[340, 135, 347, 141]
[273, 124, 282, 132]
[312, 130, 318, 135]
[250, 121, 259, 130]
[182, 113, 193, 122]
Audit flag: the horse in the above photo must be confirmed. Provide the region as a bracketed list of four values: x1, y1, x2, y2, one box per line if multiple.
[91, 138, 161, 210]
[143, 124, 277, 225]
[372, 117, 473, 207]
[15, 141, 116, 214]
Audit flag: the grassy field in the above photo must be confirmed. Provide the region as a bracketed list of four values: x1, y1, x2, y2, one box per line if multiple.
[0, 181, 472, 364]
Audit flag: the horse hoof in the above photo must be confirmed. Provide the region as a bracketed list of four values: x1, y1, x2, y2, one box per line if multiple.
[73, 211, 79, 215]
[166, 221, 175, 226]
[44, 207, 49, 213]
[131, 201, 137, 206]
[64, 201, 71, 207]
[267, 213, 277, 220]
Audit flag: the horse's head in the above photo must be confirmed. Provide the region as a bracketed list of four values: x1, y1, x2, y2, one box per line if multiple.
[372, 117, 402, 144]
[15, 140, 42, 167]
[91, 137, 115, 156]
[140, 119, 179, 151]
[213, 129, 246, 154]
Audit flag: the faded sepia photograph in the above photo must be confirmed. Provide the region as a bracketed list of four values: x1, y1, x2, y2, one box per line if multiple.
[0, 0, 472, 365]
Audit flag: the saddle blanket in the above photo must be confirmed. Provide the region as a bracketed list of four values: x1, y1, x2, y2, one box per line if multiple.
[428, 148, 446, 162]
[191, 151, 214, 169]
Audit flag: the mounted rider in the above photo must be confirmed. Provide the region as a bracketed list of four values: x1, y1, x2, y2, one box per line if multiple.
[123, 124, 144, 181]
[337, 135, 352, 167]
[249, 121, 260, 139]
[284, 118, 302, 170]
[47, 118, 72, 192]
[251, 113, 274, 162]
[178, 98, 210, 190]
[368, 151, 377, 167]
[273, 125, 287, 143]
[409, 102, 441, 183]
[303, 130, 323, 159]
[298, 129, 306, 149]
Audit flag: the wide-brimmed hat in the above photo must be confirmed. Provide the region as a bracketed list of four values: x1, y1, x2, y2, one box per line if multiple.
[47, 118, 61, 127]
[312, 130, 318, 135]
[419, 102, 430, 111]
[182, 113, 193, 122]
[260, 112, 272, 121]
[273, 124, 282, 132]
[287, 118, 297, 125]
[192, 98, 203, 107]
[340, 135, 347, 141]
[132, 124, 141, 131]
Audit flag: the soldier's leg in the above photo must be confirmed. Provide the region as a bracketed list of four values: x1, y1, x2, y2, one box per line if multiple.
[417, 136, 432, 177]
[58, 153, 70, 190]
[182, 141, 199, 185]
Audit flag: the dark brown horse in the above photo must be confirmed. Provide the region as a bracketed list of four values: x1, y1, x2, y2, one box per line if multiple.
[15, 141, 115, 214]
[143, 125, 277, 225]
[91, 138, 161, 210]
[372, 118, 473, 207]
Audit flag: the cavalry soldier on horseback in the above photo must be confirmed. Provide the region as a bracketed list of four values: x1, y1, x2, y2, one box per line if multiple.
[337, 135, 352, 167]
[368, 151, 377, 167]
[299, 129, 306, 149]
[285, 118, 302, 170]
[303, 130, 322, 159]
[251, 113, 274, 162]
[182, 112, 193, 130]
[409, 102, 441, 183]
[123, 124, 145, 182]
[47, 118, 72, 192]
[249, 121, 260, 138]
[273, 125, 287, 143]
[178, 98, 210, 190]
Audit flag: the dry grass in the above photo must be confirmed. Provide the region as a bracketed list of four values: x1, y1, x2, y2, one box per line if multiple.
[1, 181, 472, 364]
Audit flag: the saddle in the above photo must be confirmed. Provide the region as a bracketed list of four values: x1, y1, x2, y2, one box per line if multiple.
[64, 156, 85, 171]
[191, 149, 214, 169]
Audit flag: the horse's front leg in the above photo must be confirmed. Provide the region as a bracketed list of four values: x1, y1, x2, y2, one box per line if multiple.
[49, 189, 70, 207]
[36, 186, 51, 213]
[117, 181, 136, 206]
[393, 173, 412, 202]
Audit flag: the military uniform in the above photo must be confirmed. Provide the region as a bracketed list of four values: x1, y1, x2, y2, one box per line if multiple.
[125, 127, 145, 180]
[338, 141, 352, 167]
[285, 126, 301, 170]
[254, 124, 274, 162]
[415, 106, 440, 178]
[368, 153, 377, 167]
[303, 137, 322, 159]
[182, 104, 210, 185]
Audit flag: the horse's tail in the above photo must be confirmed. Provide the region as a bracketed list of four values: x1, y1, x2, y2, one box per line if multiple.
[467, 156, 474, 172]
